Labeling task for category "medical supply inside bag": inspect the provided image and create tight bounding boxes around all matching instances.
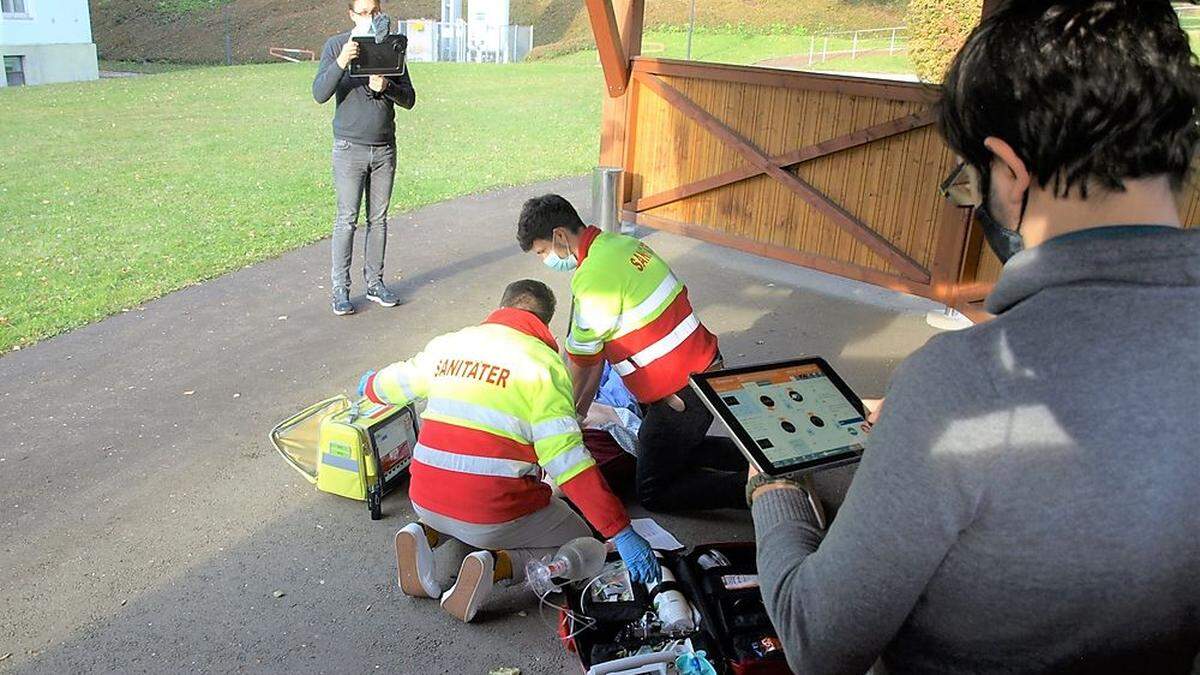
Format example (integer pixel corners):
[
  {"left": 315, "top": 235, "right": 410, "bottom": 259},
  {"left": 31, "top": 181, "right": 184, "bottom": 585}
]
[
  {"left": 556, "top": 543, "right": 793, "bottom": 674},
  {"left": 269, "top": 395, "right": 419, "bottom": 520}
]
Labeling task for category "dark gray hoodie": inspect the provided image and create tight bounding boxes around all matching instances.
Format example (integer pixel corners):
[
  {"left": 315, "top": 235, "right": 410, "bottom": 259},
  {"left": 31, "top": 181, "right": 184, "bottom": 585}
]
[{"left": 753, "top": 226, "right": 1200, "bottom": 674}]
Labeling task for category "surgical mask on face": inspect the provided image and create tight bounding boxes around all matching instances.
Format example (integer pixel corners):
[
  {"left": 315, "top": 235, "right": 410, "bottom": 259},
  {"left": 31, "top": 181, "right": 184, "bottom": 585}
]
[
  {"left": 543, "top": 250, "right": 578, "bottom": 272},
  {"left": 542, "top": 233, "right": 578, "bottom": 272}
]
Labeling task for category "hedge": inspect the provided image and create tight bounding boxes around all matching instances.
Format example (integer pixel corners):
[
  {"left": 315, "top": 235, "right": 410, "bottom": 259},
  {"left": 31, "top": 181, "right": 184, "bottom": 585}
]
[{"left": 906, "top": 0, "right": 983, "bottom": 83}]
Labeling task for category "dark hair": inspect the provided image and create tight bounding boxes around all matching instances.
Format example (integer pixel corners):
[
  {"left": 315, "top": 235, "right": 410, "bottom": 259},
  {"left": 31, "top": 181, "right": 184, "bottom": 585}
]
[
  {"left": 516, "top": 194, "right": 586, "bottom": 251},
  {"left": 500, "top": 279, "right": 557, "bottom": 325},
  {"left": 938, "top": 0, "right": 1200, "bottom": 198}
]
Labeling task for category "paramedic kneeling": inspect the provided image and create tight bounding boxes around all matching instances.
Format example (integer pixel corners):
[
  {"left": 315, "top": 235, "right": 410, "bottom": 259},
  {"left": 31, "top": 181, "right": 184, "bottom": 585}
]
[
  {"left": 358, "top": 280, "right": 659, "bottom": 623},
  {"left": 517, "top": 195, "right": 748, "bottom": 512},
  {"left": 750, "top": 3, "right": 1200, "bottom": 673}
]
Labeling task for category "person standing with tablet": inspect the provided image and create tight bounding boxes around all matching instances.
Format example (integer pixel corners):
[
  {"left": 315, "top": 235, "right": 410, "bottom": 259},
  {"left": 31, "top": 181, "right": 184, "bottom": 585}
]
[
  {"left": 517, "top": 195, "right": 747, "bottom": 512},
  {"left": 313, "top": 0, "right": 415, "bottom": 316},
  {"left": 750, "top": 2, "right": 1200, "bottom": 673}
]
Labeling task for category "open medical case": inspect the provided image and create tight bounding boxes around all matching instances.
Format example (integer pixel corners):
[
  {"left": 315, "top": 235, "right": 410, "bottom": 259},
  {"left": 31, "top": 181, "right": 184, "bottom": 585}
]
[{"left": 558, "top": 542, "right": 793, "bottom": 675}]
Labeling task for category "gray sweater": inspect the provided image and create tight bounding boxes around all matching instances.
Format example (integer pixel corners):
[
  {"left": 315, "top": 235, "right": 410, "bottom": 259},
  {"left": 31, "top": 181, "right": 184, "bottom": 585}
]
[
  {"left": 312, "top": 32, "right": 415, "bottom": 146},
  {"left": 753, "top": 226, "right": 1200, "bottom": 675}
]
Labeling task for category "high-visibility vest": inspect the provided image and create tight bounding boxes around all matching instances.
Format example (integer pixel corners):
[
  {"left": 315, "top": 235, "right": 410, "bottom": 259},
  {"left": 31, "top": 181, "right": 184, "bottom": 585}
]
[
  {"left": 566, "top": 227, "right": 719, "bottom": 403},
  {"left": 363, "top": 308, "right": 629, "bottom": 537}
]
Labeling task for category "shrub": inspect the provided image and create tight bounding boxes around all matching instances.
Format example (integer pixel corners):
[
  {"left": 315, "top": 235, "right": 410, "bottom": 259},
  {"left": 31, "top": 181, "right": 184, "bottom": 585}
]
[{"left": 906, "top": 0, "right": 982, "bottom": 83}]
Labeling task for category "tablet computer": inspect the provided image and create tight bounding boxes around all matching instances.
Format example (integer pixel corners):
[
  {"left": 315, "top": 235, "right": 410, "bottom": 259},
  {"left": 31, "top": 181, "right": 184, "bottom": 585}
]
[
  {"left": 690, "top": 358, "right": 869, "bottom": 477},
  {"left": 349, "top": 35, "right": 408, "bottom": 77}
]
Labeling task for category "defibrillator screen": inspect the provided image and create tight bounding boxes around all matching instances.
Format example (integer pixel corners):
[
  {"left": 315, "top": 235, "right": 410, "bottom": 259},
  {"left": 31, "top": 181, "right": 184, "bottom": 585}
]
[
  {"left": 369, "top": 409, "right": 416, "bottom": 483},
  {"left": 691, "top": 358, "right": 868, "bottom": 476}
]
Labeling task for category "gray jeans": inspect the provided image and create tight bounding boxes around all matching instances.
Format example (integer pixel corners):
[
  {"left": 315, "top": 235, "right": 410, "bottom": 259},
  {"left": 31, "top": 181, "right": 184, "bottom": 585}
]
[
  {"left": 331, "top": 139, "right": 396, "bottom": 291},
  {"left": 413, "top": 498, "right": 593, "bottom": 584}
]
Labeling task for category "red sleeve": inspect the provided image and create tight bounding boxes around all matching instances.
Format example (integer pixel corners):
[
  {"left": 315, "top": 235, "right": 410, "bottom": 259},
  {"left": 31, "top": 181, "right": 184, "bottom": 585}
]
[
  {"left": 559, "top": 465, "right": 630, "bottom": 538},
  {"left": 363, "top": 373, "right": 386, "bottom": 405}
]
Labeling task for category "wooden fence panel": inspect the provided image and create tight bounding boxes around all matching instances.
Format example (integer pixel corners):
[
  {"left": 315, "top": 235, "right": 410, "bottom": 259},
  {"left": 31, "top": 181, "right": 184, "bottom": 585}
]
[{"left": 613, "top": 57, "right": 1198, "bottom": 318}]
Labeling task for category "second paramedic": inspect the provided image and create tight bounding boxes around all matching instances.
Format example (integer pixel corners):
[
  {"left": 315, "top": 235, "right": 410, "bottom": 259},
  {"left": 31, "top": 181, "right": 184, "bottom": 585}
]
[
  {"left": 517, "top": 195, "right": 748, "bottom": 512},
  {"left": 358, "top": 279, "right": 659, "bottom": 623}
]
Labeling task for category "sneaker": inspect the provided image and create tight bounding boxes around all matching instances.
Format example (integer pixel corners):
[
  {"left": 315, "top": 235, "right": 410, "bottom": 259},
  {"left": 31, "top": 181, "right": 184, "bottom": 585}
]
[
  {"left": 395, "top": 523, "right": 442, "bottom": 599},
  {"left": 440, "top": 551, "right": 494, "bottom": 623},
  {"left": 331, "top": 288, "right": 355, "bottom": 316},
  {"left": 365, "top": 284, "right": 401, "bottom": 307}
]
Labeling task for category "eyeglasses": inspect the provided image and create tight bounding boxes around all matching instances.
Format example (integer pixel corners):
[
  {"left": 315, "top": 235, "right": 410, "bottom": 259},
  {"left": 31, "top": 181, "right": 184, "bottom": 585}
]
[
  {"left": 350, "top": 7, "right": 381, "bottom": 17},
  {"left": 940, "top": 161, "right": 984, "bottom": 208}
]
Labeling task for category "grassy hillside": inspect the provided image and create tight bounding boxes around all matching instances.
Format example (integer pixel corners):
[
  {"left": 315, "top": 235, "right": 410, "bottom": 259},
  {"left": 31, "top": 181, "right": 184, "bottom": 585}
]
[{"left": 89, "top": 0, "right": 904, "bottom": 64}]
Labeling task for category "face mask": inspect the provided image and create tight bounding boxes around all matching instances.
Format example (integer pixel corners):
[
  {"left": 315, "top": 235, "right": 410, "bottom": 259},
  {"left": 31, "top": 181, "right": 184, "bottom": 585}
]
[
  {"left": 543, "top": 250, "right": 578, "bottom": 272},
  {"left": 975, "top": 167, "right": 1027, "bottom": 264},
  {"left": 542, "top": 232, "right": 578, "bottom": 272}
]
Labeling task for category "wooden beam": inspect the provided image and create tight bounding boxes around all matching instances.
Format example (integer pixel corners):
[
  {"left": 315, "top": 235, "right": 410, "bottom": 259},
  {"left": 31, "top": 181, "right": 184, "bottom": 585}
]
[
  {"left": 628, "top": 211, "right": 934, "bottom": 298},
  {"left": 632, "top": 57, "right": 939, "bottom": 103},
  {"left": 928, "top": 203, "right": 974, "bottom": 304},
  {"left": 599, "top": 0, "right": 644, "bottom": 166},
  {"left": 585, "top": 0, "right": 630, "bottom": 97},
  {"left": 630, "top": 110, "right": 936, "bottom": 212},
  {"left": 635, "top": 71, "right": 932, "bottom": 284}
]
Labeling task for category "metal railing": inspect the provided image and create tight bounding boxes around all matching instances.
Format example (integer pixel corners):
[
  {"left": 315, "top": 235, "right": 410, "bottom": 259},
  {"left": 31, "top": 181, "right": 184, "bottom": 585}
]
[
  {"left": 804, "top": 26, "right": 907, "bottom": 65},
  {"left": 396, "top": 20, "right": 533, "bottom": 63}
]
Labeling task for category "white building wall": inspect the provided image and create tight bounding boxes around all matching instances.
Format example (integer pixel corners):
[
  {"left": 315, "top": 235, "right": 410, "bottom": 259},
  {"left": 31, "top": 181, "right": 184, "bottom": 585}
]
[
  {"left": 1, "top": 0, "right": 98, "bottom": 86},
  {"left": 1, "top": 0, "right": 94, "bottom": 46}
]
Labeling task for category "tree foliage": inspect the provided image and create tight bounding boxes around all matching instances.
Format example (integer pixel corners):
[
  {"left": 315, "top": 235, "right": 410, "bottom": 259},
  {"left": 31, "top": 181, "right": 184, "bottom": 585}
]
[{"left": 906, "top": 0, "right": 982, "bottom": 83}]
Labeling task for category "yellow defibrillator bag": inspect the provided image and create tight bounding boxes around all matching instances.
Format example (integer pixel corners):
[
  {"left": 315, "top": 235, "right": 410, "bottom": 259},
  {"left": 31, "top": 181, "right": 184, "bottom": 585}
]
[{"left": 269, "top": 395, "right": 419, "bottom": 519}]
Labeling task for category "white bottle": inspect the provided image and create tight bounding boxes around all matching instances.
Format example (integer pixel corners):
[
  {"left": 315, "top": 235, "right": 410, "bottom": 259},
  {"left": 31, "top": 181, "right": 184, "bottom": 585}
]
[
  {"left": 647, "top": 561, "right": 695, "bottom": 632},
  {"left": 525, "top": 537, "right": 608, "bottom": 595}
]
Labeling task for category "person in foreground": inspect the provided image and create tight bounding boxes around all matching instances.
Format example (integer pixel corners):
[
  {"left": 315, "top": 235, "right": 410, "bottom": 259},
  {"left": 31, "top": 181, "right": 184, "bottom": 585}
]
[
  {"left": 749, "top": 1, "right": 1200, "bottom": 673},
  {"left": 312, "top": 0, "right": 415, "bottom": 316},
  {"left": 517, "top": 195, "right": 748, "bottom": 512},
  {"left": 358, "top": 280, "right": 659, "bottom": 622}
]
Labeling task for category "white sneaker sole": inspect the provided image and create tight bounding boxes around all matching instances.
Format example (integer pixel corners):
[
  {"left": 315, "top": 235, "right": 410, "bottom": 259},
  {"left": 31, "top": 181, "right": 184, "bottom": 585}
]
[
  {"left": 395, "top": 526, "right": 440, "bottom": 599},
  {"left": 366, "top": 294, "right": 399, "bottom": 307},
  {"left": 332, "top": 305, "right": 355, "bottom": 316},
  {"left": 440, "top": 552, "right": 493, "bottom": 623}
]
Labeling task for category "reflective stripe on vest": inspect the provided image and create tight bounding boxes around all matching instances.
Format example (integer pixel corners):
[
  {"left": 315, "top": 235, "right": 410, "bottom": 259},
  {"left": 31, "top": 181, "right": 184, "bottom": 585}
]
[
  {"left": 424, "top": 397, "right": 532, "bottom": 441},
  {"left": 611, "top": 313, "right": 701, "bottom": 377},
  {"left": 531, "top": 416, "right": 580, "bottom": 442},
  {"left": 612, "top": 273, "right": 681, "bottom": 338},
  {"left": 414, "top": 443, "right": 540, "bottom": 479},
  {"left": 541, "top": 443, "right": 592, "bottom": 481}
]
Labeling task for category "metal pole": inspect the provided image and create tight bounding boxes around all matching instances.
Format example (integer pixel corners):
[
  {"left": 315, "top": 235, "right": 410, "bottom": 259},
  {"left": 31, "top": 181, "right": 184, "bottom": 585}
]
[
  {"left": 223, "top": 4, "right": 233, "bottom": 66},
  {"left": 851, "top": 31, "right": 858, "bottom": 60},
  {"left": 686, "top": 0, "right": 696, "bottom": 60},
  {"left": 890, "top": 27, "right": 897, "bottom": 55}
]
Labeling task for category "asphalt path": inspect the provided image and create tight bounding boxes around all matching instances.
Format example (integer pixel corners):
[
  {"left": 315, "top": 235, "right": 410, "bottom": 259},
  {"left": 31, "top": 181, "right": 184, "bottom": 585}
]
[{"left": 0, "top": 176, "right": 942, "bottom": 674}]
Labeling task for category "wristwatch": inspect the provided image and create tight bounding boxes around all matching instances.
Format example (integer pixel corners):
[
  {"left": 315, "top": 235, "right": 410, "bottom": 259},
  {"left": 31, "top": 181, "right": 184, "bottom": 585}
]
[{"left": 745, "top": 473, "right": 803, "bottom": 507}]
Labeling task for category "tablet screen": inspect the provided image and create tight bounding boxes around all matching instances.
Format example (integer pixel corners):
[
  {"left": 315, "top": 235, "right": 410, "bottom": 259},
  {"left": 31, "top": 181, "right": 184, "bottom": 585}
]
[{"left": 694, "top": 359, "right": 867, "bottom": 474}]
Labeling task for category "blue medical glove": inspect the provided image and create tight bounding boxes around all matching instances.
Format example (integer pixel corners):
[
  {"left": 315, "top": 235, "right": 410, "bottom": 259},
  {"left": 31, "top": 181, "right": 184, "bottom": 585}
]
[
  {"left": 357, "top": 370, "right": 376, "bottom": 397},
  {"left": 613, "top": 526, "right": 661, "bottom": 584}
]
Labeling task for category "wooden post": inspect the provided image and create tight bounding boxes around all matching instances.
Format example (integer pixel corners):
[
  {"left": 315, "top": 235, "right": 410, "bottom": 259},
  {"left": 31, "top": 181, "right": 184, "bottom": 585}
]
[
  {"left": 585, "top": 0, "right": 631, "bottom": 97},
  {"left": 595, "top": 0, "right": 643, "bottom": 169}
]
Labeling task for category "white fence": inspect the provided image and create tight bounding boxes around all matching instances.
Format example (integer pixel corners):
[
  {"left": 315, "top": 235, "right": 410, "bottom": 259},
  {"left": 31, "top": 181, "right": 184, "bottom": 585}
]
[{"left": 803, "top": 26, "right": 907, "bottom": 65}]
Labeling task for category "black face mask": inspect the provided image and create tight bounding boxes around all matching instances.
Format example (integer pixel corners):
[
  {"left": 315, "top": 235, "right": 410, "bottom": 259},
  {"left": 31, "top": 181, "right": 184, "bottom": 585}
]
[{"left": 975, "top": 167, "right": 1027, "bottom": 263}]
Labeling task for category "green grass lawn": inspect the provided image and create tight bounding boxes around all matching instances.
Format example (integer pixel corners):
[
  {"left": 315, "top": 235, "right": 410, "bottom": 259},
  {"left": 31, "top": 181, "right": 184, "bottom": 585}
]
[
  {"left": 0, "top": 61, "right": 602, "bottom": 351},
  {"left": 98, "top": 59, "right": 209, "bottom": 74},
  {"left": 547, "top": 29, "right": 913, "bottom": 74}
]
